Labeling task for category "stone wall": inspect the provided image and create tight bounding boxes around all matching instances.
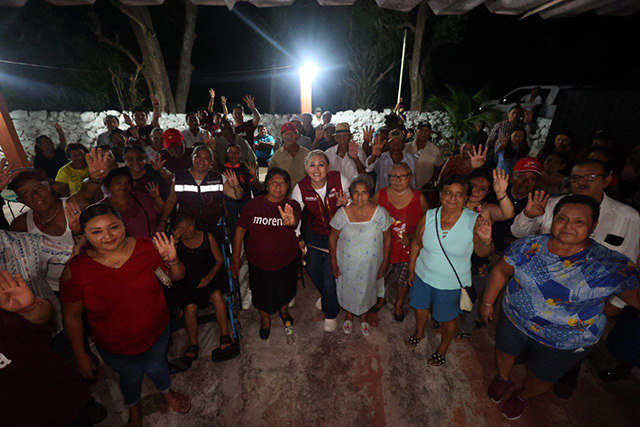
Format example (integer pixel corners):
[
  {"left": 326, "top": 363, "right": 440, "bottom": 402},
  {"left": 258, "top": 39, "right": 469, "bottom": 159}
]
[{"left": 6, "top": 109, "right": 550, "bottom": 158}]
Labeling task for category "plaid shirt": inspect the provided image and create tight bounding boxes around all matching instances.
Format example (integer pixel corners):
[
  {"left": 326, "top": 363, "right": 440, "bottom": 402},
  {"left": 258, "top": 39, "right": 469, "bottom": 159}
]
[
  {"left": 0, "top": 231, "right": 72, "bottom": 335},
  {"left": 487, "top": 119, "right": 537, "bottom": 148}
]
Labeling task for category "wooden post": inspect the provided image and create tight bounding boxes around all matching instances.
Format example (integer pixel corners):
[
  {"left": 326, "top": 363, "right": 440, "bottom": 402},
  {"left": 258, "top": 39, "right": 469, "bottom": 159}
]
[{"left": 0, "top": 92, "right": 29, "bottom": 168}]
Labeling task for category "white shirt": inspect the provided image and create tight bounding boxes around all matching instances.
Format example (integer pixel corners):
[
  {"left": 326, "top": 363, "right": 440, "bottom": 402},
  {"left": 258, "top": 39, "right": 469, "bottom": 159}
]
[
  {"left": 181, "top": 128, "right": 205, "bottom": 148},
  {"left": 511, "top": 193, "right": 640, "bottom": 261},
  {"left": 325, "top": 144, "right": 367, "bottom": 183},
  {"left": 366, "top": 152, "right": 416, "bottom": 191},
  {"left": 404, "top": 140, "right": 445, "bottom": 190}
]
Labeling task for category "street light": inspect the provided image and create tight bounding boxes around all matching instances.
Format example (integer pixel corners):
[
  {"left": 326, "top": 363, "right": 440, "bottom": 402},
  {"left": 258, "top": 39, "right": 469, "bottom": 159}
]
[{"left": 299, "top": 61, "right": 317, "bottom": 114}]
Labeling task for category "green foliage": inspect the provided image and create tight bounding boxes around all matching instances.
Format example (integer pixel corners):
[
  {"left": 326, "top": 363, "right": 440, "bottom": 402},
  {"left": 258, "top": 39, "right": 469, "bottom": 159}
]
[
  {"left": 433, "top": 15, "right": 468, "bottom": 47},
  {"left": 428, "top": 85, "right": 500, "bottom": 154}
]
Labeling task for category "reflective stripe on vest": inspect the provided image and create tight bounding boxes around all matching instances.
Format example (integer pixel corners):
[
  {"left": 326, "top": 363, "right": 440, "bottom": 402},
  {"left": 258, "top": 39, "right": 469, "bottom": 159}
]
[{"left": 175, "top": 184, "right": 224, "bottom": 193}]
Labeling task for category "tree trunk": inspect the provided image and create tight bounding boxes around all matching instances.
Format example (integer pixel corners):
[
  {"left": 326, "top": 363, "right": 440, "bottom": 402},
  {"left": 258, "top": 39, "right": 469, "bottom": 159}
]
[
  {"left": 174, "top": 1, "right": 198, "bottom": 113},
  {"left": 409, "top": 1, "right": 430, "bottom": 111},
  {"left": 123, "top": 5, "right": 176, "bottom": 112}
]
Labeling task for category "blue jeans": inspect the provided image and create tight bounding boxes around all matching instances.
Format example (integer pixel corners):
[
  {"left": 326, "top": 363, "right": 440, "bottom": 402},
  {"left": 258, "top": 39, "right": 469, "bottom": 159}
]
[
  {"left": 225, "top": 197, "right": 250, "bottom": 238},
  {"left": 96, "top": 324, "right": 171, "bottom": 407},
  {"left": 305, "top": 229, "right": 339, "bottom": 319}
]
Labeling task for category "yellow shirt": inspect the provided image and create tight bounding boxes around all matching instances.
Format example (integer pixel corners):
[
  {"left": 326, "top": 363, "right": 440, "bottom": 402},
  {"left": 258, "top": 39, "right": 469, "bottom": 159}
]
[{"left": 55, "top": 163, "right": 89, "bottom": 195}]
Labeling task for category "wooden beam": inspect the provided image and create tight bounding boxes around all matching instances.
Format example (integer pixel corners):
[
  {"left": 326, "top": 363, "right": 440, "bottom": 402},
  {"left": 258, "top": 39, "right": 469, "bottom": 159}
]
[{"left": 0, "top": 92, "right": 30, "bottom": 168}]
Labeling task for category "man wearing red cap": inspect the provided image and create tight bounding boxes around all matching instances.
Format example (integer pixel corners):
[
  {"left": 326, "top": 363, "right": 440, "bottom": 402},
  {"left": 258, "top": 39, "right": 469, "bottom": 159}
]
[
  {"left": 160, "top": 128, "right": 193, "bottom": 175},
  {"left": 491, "top": 157, "right": 543, "bottom": 254},
  {"left": 268, "top": 122, "right": 310, "bottom": 188}
]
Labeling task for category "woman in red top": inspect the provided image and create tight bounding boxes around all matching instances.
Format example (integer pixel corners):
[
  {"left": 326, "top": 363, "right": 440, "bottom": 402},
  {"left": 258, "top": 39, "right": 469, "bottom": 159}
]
[
  {"left": 375, "top": 163, "right": 428, "bottom": 323},
  {"left": 231, "top": 168, "right": 301, "bottom": 340},
  {"left": 60, "top": 203, "right": 190, "bottom": 426}
]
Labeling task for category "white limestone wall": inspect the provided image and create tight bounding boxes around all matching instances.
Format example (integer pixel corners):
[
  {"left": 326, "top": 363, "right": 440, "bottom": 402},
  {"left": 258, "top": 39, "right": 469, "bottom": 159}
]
[{"left": 7, "top": 109, "right": 550, "bottom": 157}]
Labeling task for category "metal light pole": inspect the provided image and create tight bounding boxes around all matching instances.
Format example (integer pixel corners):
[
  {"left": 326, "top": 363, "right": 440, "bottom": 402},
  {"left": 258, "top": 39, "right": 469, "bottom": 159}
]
[{"left": 396, "top": 29, "right": 408, "bottom": 107}]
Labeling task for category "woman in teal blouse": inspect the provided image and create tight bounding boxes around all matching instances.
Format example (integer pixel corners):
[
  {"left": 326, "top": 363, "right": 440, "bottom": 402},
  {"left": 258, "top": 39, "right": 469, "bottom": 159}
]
[{"left": 407, "top": 174, "right": 494, "bottom": 366}]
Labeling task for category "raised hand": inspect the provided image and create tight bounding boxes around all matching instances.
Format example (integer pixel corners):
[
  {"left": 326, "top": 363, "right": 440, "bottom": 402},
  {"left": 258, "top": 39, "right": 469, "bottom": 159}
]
[
  {"left": 243, "top": 95, "right": 256, "bottom": 110},
  {"left": 223, "top": 170, "right": 240, "bottom": 188},
  {"left": 86, "top": 148, "right": 110, "bottom": 182},
  {"left": 152, "top": 232, "right": 178, "bottom": 263},
  {"left": 53, "top": 122, "right": 63, "bottom": 133},
  {"left": 362, "top": 125, "right": 374, "bottom": 143},
  {"left": 524, "top": 110, "right": 534, "bottom": 123},
  {"left": 209, "top": 88, "right": 215, "bottom": 98},
  {"left": 145, "top": 181, "right": 160, "bottom": 199},
  {"left": 497, "top": 135, "right": 509, "bottom": 150},
  {"left": 492, "top": 168, "right": 509, "bottom": 198},
  {"left": 336, "top": 190, "right": 349, "bottom": 207},
  {"left": 202, "top": 130, "right": 216, "bottom": 150},
  {"left": 0, "top": 271, "right": 35, "bottom": 313},
  {"left": 348, "top": 139, "right": 359, "bottom": 159},
  {"left": 247, "top": 162, "right": 258, "bottom": 178},
  {"left": 278, "top": 203, "right": 296, "bottom": 227},
  {"left": 221, "top": 96, "right": 227, "bottom": 106},
  {"left": 0, "top": 158, "right": 13, "bottom": 192},
  {"left": 371, "top": 137, "right": 386, "bottom": 158},
  {"left": 315, "top": 126, "right": 323, "bottom": 142},
  {"left": 475, "top": 216, "right": 493, "bottom": 243},
  {"left": 151, "top": 153, "right": 167, "bottom": 171},
  {"left": 150, "top": 93, "right": 160, "bottom": 108},
  {"left": 468, "top": 144, "right": 488, "bottom": 169},
  {"left": 123, "top": 113, "right": 134, "bottom": 127},
  {"left": 523, "top": 190, "right": 550, "bottom": 219},
  {"left": 64, "top": 200, "right": 82, "bottom": 235}
]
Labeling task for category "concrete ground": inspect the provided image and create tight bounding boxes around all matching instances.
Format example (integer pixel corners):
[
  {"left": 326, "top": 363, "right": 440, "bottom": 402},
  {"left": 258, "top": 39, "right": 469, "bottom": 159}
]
[{"left": 90, "top": 273, "right": 639, "bottom": 427}]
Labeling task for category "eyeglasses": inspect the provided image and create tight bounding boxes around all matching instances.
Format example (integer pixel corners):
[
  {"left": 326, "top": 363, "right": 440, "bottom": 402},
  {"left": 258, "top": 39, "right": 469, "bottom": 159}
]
[
  {"left": 389, "top": 174, "right": 411, "bottom": 181},
  {"left": 568, "top": 174, "right": 607, "bottom": 183}
]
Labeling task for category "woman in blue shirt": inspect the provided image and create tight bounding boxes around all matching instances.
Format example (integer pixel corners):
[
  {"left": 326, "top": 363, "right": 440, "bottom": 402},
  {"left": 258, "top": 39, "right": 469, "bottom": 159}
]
[
  {"left": 480, "top": 195, "right": 640, "bottom": 420},
  {"left": 406, "top": 175, "right": 494, "bottom": 366}
]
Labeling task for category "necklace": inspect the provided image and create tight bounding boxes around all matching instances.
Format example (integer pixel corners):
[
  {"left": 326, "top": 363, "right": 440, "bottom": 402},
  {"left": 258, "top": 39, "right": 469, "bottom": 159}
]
[
  {"left": 95, "top": 239, "right": 130, "bottom": 269},
  {"left": 35, "top": 203, "right": 61, "bottom": 225}
]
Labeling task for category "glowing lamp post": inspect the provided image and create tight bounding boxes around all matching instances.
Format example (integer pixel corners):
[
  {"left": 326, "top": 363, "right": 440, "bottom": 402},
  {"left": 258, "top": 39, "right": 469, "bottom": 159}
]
[{"left": 299, "top": 62, "right": 317, "bottom": 114}]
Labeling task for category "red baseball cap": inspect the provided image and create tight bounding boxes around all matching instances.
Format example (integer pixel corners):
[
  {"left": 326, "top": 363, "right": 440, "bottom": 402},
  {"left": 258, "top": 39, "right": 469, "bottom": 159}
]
[
  {"left": 280, "top": 122, "right": 297, "bottom": 134},
  {"left": 163, "top": 128, "right": 184, "bottom": 148},
  {"left": 513, "top": 157, "right": 543, "bottom": 175}
]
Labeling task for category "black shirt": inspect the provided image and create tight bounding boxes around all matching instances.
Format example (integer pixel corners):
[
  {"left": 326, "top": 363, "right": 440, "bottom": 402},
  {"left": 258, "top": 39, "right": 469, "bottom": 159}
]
[
  {"left": 33, "top": 148, "right": 68, "bottom": 179},
  {"left": 492, "top": 186, "right": 529, "bottom": 254}
]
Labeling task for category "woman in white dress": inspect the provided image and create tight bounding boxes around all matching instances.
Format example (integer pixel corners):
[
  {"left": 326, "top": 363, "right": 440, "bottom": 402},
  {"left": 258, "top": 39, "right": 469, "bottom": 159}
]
[{"left": 329, "top": 174, "right": 392, "bottom": 336}]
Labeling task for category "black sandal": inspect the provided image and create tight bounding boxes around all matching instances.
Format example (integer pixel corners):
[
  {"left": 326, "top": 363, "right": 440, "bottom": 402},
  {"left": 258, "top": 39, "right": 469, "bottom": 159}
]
[
  {"left": 406, "top": 335, "right": 421, "bottom": 348},
  {"left": 212, "top": 335, "right": 240, "bottom": 363},
  {"left": 183, "top": 344, "right": 199, "bottom": 362},
  {"left": 428, "top": 352, "right": 446, "bottom": 367},
  {"left": 369, "top": 300, "right": 386, "bottom": 313},
  {"left": 394, "top": 311, "right": 405, "bottom": 323}
]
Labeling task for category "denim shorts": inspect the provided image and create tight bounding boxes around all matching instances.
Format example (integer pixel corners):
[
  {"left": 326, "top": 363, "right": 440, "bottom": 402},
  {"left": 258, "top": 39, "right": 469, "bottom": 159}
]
[
  {"left": 495, "top": 314, "right": 594, "bottom": 383},
  {"left": 409, "top": 274, "right": 460, "bottom": 322}
]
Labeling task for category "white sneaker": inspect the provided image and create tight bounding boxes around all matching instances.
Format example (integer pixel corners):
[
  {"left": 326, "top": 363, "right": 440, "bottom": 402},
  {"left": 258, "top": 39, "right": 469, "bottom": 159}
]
[
  {"left": 324, "top": 318, "right": 338, "bottom": 332},
  {"left": 343, "top": 320, "right": 353, "bottom": 334},
  {"left": 315, "top": 297, "right": 322, "bottom": 311},
  {"left": 361, "top": 322, "right": 371, "bottom": 336},
  {"left": 288, "top": 297, "right": 296, "bottom": 308}
]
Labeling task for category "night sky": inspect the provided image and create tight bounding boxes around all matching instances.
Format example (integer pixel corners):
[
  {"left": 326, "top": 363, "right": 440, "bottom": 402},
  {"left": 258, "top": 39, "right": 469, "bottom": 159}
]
[{"left": 0, "top": 0, "right": 638, "bottom": 113}]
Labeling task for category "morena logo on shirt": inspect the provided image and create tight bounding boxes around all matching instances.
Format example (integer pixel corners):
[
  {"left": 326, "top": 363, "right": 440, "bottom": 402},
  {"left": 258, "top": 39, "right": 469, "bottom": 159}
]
[{"left": 253, "top": 217, "right": 284, "bottom": 227}]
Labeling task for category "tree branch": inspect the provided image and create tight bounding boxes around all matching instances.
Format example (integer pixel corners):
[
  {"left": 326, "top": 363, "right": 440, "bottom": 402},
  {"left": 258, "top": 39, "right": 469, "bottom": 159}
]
[
  {"left": 110, "top": 0, "right": 154, "bottom": 37},
  {"left": 88, "top": 13, "right": 143, "bottom": 70}
]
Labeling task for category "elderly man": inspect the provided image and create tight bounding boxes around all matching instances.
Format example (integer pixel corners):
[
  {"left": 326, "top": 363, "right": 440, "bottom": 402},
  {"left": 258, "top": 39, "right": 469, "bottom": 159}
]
[
  {"left": 511, "top": 158, "right": 640, "bottom": 399},
  {"left": 404, "top": 122, "right": 445, "bottom": 191},
  {"left": 214, "top": 119, "right": 257, "bottom": 167},
  {"left": 269, "top": 122, "right": 310, "bottom": 188},
  {"left": 492, "top": 157, "right": 543, "bottom": 254},
  {"left": 287, "top": 115, "right": 313, "bottom": 150},
  {"left": 145, "top": 127, "right": 165, "bottom": 159},
  {"left": 97, "top": 115, "right": 120, "bottom": 147},
  {"left": 317, "top": 124, "right": 337, "bottom": 151},
  {"left": 366, "top": 129, "right": 416, "bottom": 191},
  {"left": 325, "top": 123, "right": 367, "bottom": 182},
  {"left": 160, "top": 128, "right": 194, "bottom": 174},
  {"left": 6, "top": 150, "right": 110, "bottom": 293}
]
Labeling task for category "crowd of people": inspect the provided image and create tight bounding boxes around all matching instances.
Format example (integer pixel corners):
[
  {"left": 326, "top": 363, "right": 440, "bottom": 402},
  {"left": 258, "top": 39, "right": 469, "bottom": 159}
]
[{"left": 1, "top": 93, "right": 640, "bottom": 425}]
